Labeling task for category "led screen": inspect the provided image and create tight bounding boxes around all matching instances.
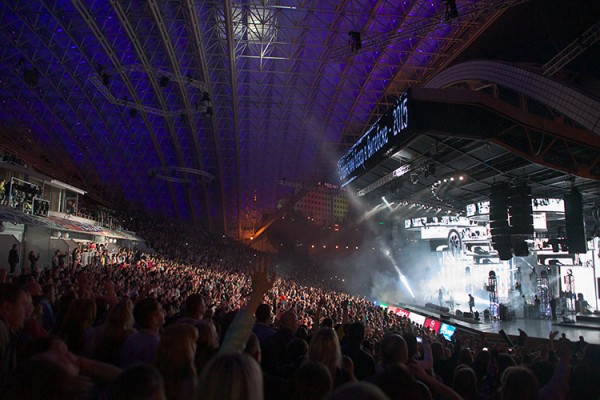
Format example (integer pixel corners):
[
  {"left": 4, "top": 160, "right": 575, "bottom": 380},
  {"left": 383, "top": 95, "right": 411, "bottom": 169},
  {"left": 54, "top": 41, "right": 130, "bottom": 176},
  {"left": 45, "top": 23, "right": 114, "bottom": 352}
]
[
  {"left": 440, "top": 323, "right": 456, "bottom": 341},
  {"left": 409, "top": 313, "right": 426, "bottom": 326},
  {"left": 424, "top": 317, "right": 441, "bottom": 333}
]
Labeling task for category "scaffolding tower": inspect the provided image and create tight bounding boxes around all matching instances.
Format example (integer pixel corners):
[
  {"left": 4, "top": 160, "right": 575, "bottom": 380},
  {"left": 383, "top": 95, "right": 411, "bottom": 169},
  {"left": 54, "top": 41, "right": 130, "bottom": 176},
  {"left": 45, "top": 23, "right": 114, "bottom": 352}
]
[
  {"left": 537, "top": 269, "right": 550, "bottom": 318},
  {"left": 488, "top": 270, "right": 499, "bottom": 319},
  {"left": 563, "top": 269, "right": 576, "bottom": 313}
]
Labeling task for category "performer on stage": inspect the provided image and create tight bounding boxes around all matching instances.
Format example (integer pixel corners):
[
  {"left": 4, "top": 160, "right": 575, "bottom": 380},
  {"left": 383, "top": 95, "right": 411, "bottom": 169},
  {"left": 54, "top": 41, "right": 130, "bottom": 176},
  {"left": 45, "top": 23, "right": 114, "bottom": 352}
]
[
  {"left": 468, "top": 294, "right": 475, "bottom": 313},
  {"left": 549, "top": 296, "right": 557, "bottom": 320}
]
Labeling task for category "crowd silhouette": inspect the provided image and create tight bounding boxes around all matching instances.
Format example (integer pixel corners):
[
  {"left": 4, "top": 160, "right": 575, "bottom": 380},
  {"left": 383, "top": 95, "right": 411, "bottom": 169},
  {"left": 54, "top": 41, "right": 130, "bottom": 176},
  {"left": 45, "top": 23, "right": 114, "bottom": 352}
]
[{"left": 0, "top": 213, "right": 598, "bottom": 400}]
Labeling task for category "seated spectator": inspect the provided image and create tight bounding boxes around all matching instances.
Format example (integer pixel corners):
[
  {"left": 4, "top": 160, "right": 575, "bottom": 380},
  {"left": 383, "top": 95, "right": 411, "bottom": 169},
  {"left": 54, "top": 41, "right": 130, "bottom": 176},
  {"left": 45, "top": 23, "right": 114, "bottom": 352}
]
[
  {"left": 19, "top": 287, "right": 48, "bottom": 346},
  {"left": 197, "top": 353, "right": 263, "bottom": 400},
  {"left": 252, "top": 303, "right": 276, "bottom": 344},
  {"left": 20, "top": 335, "right": 121, "bottom": 387},
  {"left": 156, "top": 323, "right": 198, "bottom": 400},
  {"left": 329, "top": 381, "right": 390, "bottom": 400},
  {"left": 293, "top": 361, "right": 332, "bottom": 400},
  {"left": 452, "top": 365, "right": 477, "bottom": 400},
  {"left": 308, "top": 328, "right": 351, "bottom": 388},
  {"left": 0, "top": 283, "right": 29, "bottom": 388},
  {"left": 499, "top": 366, "right": 539, "bottom": 400},
  {"left": 193, "top": 319, "right": 220, "bottom": 373},
  {"left": 341, "top": 355, "right": 357, "bottom": 382},
  {"left": 244, "top": 332, "right": 261, "bottom": 364},
  {"left": 94, "top": 299, "right": 136, "bottom": 366},
  {"left": 378, "top": 333, "right": 408, "bottom": 371},
  {"left": 260, "top": 310, "right": 297, "bottom": 373},
  {"left": 342, "top": 322, "right": 375, "bottom": 380},
  {"left": 120, "top": 297, "right": 165, "bottom": 367},
  {"left": 367, "top": 363, "right": 429, "bottom": 400},
  {"left": 110, "top": 363, "right": 165, "bottom": 400},
  {"left": 178, "top": 293, "right": 206, "bottom": 324},
  {"left": 2, "top": 355, "right": 90, "bottom": 400},
  {"left": 57, "top": 298, "right": 97, "bottom": 356},
  {"left": 569, "top": 343, "right": 600, "bottom": 400}
]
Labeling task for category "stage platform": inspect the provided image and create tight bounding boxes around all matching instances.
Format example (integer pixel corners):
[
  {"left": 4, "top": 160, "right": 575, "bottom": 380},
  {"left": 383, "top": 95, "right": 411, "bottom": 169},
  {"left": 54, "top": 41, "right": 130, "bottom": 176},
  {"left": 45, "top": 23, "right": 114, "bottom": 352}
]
[{"left": 400, "top": 304, "right": 600, "bottom": 345}]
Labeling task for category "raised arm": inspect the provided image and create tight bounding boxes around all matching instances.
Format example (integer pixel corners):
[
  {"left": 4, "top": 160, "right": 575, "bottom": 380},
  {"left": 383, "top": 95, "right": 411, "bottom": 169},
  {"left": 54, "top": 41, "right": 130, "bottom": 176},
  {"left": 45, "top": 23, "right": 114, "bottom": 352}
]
[{"left": 219, "top": 254, "right": 275, "bottom": 354}]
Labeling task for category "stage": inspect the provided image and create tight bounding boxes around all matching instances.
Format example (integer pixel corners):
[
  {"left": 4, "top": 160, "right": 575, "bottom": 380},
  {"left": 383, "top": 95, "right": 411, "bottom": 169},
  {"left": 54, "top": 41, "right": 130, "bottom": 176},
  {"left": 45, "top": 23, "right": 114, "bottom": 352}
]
[
  {"left": 400, "top": 303, "right": 600, "bottom": 345},
  {"left": 454, "top": 316, "right": 600, "bottom": 345}
]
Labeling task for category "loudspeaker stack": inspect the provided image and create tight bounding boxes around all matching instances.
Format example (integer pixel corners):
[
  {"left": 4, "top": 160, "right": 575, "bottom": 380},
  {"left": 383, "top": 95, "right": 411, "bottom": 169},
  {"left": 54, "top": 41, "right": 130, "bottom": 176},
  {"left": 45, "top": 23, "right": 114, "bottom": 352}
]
[
  {"left": 564, "top": 188, "right": 586, "bottom": 254},
  {"left": 489, "top": 183, "right": 512, "bottom": 260}
]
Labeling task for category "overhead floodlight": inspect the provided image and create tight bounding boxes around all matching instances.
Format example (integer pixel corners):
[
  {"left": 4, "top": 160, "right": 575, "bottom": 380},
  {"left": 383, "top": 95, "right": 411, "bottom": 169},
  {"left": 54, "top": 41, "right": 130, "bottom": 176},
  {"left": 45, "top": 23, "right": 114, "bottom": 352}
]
[
  {"left": 410, "top": 173, "right": 419, "bottom": 184},
  {"left": 424, "top": 163, "right": 436, "bottom": 178}
]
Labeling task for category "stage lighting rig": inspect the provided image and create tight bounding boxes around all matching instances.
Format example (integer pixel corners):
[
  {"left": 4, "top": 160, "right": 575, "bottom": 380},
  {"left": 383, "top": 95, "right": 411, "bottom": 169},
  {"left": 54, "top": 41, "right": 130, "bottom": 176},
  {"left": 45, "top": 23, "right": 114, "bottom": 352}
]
[
  {"left": 423, "top": 163, "right": 437, "bottom": 178},
  {"left": 443, "top": 0, "right": 459, "bottom": 20},
  {"left": 410, "top": 172, "right": 419, "bottom": 185},
  {"left": 89, "top": 64, "right": 210, "bottom": 117},
  {"left": 348, "top": 31, "right": 362, "bottom": 54},
  {"left": 159, "top": 76, "right": 170, "bottom": 88}
]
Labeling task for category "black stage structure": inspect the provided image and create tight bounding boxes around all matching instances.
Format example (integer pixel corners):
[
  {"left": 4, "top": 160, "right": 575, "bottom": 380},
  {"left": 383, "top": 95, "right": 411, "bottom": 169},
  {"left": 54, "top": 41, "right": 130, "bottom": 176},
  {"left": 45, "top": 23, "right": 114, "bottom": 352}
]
[{"left": 338, "top": 79, "right": 600, "bottom": 343}]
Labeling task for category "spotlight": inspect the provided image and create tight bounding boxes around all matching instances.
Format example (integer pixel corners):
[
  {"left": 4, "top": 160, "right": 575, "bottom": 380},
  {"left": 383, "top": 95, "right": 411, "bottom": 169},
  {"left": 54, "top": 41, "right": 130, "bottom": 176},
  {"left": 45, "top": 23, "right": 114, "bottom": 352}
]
[
  {"left": 410, "top": 173, "right": 419, "bottom": 184},
  {"left": 348, "top": 31, "right": 362, "bottom": 54},
  {"left": 459, "top": 176, "right": 464, "bottom": 180},
  {"left": 392, "top": 181, "right": 403, "bottom": 193},
  {"left": 424, "top": 163, "right": 436, "bottom": 178}
]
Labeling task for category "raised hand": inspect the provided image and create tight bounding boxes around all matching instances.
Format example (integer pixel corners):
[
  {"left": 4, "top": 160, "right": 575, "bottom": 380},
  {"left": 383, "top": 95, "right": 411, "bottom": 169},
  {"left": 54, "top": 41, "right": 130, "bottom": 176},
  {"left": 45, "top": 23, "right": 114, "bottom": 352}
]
[{"left": 250, "top": 254, "right": 276, "bottom": 299}]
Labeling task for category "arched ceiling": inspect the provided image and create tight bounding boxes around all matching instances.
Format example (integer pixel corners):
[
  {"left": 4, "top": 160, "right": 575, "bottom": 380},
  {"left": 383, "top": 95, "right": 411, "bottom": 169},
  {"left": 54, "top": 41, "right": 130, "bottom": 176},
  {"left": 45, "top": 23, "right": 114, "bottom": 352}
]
[{"left": 0, "top": 0, "right": 598, "bottom": 234}]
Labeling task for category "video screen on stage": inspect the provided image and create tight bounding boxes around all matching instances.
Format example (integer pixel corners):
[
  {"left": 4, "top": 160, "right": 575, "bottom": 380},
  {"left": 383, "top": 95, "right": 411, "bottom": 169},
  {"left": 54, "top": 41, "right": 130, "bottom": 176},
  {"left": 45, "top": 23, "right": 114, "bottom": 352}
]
[
  {"left": 409, "top": 313, "right": 426, "bottom": 326},
  {"left": 394, "top": 307, "right": 411, "bottom": 318},
  {"left": 424, "top": 317, "right": 441, "bottom": 333},
  {"left": 440, "top": 323, "right": 456, "bottom": 341}
]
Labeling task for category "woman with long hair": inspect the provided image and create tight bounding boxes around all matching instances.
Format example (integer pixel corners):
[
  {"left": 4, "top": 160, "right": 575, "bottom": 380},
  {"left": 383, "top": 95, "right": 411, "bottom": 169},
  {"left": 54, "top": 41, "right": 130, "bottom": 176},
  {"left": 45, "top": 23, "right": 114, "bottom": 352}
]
[
  {"left": 57, "top": 298, "right": 97, "bottom": 356},
  {"left": 197, "top": 353, "right": 263, "bottom": 400},
  {"left": 308, "top": 328, "right": 351, "bottom": 388},
  {"left": 156, "top": 323, "right": 199, "bottom": 400},
  {"left": 94, "top": 299, "right": 135, "bottom": 365}
]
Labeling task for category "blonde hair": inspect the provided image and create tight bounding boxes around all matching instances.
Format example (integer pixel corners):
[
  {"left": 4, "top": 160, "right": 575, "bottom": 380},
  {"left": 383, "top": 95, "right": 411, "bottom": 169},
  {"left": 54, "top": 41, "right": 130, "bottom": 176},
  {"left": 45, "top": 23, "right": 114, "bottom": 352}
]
[
  {"left": 157, "top": 323, "right": 198, "bottom": 372},
  {"left": 95, "top": 299, "right": 135, "bottom": 364},
  {"left": 104, "top": 299, "right": 135, "bottom": 336},
  {"left": 308, "top": 328, "right": 342, "bottom": 379},
  {"left": 59, "top": 298, "right": 97, "bottom": 355},
  {"left": 198, "top": 353, "right": 263, "bottom": 400},
  {"left": 156, "top": 323, "right": 199, "bottom": 400}
]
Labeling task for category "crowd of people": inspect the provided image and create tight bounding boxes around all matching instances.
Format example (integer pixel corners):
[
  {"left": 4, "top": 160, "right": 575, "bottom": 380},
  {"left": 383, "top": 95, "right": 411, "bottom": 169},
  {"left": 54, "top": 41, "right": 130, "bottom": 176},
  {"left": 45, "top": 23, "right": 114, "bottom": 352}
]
[{"left": 0, "top": 213, "right": 599, "bottom": 400}]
